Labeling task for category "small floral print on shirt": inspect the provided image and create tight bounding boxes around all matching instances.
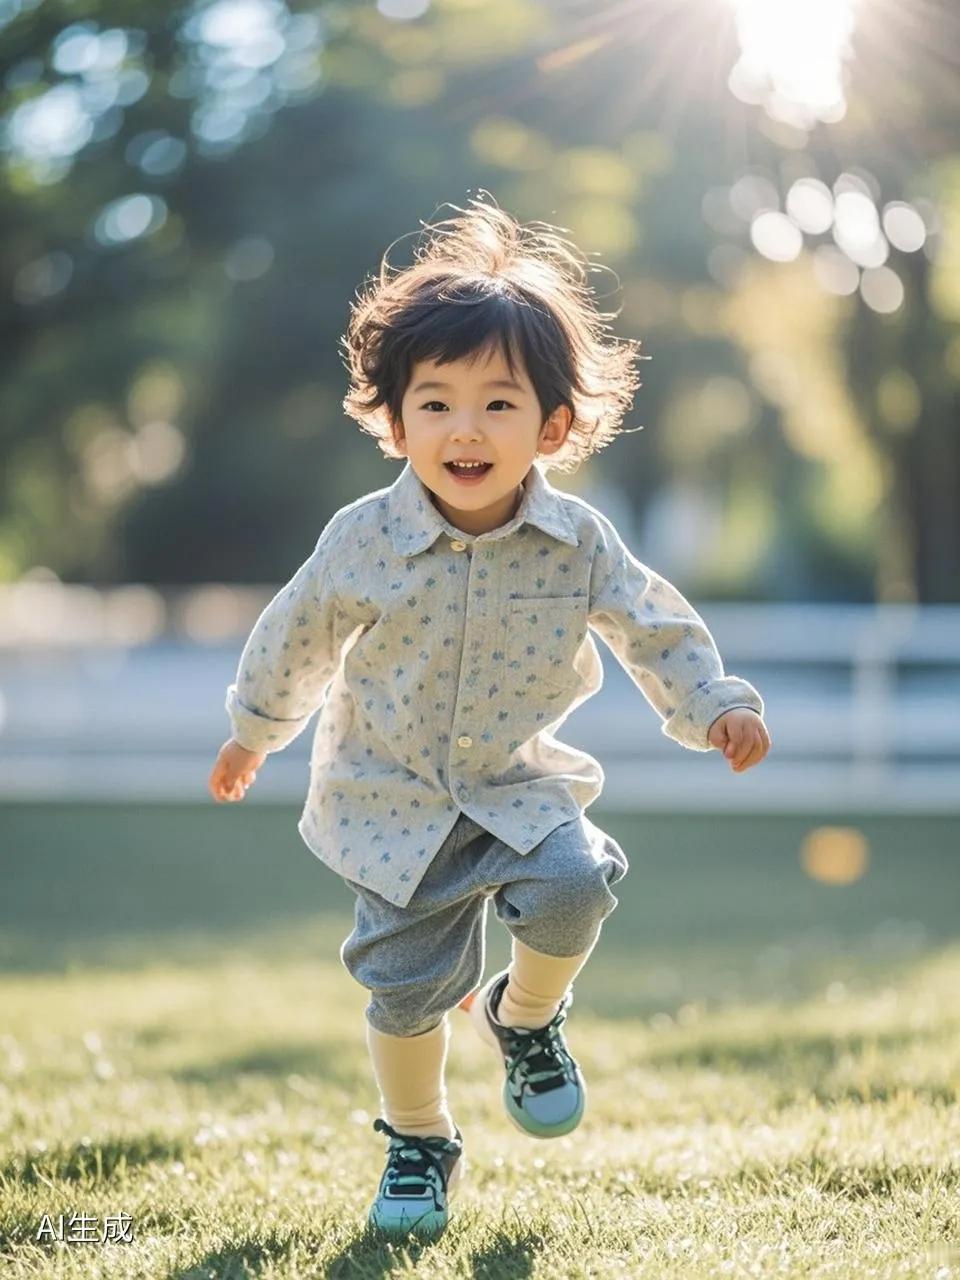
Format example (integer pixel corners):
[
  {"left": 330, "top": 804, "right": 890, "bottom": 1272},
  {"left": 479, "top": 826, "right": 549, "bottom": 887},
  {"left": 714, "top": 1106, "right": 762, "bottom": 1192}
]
[{"left": 225, "top": 461, "right": 763, "bottom": 907}]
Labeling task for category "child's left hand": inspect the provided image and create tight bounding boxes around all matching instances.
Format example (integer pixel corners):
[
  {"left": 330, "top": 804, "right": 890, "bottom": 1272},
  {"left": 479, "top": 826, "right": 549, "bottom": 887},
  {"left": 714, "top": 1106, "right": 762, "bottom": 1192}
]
[{"left": 707, "top": 708, "right": 771, "bottom": 773}]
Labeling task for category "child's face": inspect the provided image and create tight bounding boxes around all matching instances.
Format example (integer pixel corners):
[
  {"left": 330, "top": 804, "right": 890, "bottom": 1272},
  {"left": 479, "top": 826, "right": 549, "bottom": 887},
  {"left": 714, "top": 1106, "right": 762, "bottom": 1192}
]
[{"left": 394, "top": 344, "right": 571, "bottom": 536}]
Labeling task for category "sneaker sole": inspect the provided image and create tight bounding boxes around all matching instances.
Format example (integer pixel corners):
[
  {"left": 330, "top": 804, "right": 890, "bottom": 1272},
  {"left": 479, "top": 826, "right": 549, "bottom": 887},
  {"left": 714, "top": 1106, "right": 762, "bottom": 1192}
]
[{"left": 463, "top": 973, "right": 586, "bottom": 1139}]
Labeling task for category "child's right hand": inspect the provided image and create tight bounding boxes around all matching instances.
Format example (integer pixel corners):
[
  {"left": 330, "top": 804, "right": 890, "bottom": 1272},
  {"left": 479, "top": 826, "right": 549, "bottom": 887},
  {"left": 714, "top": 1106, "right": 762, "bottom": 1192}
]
[{"left": 208, "top": 738, "right": 266, "bottom": 803}]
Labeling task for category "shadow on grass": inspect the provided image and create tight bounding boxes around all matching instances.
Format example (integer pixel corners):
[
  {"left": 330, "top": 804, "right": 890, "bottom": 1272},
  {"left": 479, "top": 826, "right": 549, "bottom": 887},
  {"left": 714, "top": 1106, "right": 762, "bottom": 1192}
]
[
  {"left": 162, "top": 1224, "right": 527, "bottom": 1280},
  {"left": 2, "top": 1132, "right": 188, "bottom": 1185},
  {"left": 171, "top": 1040, "right": 359, "bottom": 1089},
  {"left": 637, "top": 1023, "right": 959, "bottom": 1105},
  {"left": 319, "top": 1221, "right": 542, "bottom": 1279},
  {"left": 806, "top": 1080, "right": 958, "bottom": 1106},
  {"left": 642, "top": 1025, "right": 931, "bottom": 1073},
  {"left": 467, "top": 1228, "right": 542, "bottom": 1278},
  {"left": 322, "top": 1227, "right": 440, "bottom": 1280},
  {"left": 167, "top": 1232, "right": 298, "bottom": 1280}
]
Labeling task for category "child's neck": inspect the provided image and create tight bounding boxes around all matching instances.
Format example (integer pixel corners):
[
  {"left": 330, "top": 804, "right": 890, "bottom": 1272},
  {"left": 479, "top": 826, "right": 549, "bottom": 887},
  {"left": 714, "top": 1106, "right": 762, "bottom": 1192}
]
[{"left": 429, "top": 477, "right": 526, "bottom": 537}]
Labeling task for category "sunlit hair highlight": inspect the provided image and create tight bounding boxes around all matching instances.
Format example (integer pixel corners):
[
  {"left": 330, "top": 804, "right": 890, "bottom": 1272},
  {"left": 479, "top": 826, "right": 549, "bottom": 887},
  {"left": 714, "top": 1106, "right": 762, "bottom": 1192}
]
[{"left": 340, "top": 196, "right": 646, "bottom": 474}]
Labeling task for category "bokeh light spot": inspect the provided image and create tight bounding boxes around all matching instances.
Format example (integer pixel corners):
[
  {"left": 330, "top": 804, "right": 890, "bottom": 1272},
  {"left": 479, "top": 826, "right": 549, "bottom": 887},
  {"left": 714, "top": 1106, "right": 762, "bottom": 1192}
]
[
  {"left": 750, "top": 210, "right": 803, "bottom": 262},
  {"left": 861, "top": 266, "right": 904, "bottom": 314},
  {"left": 801, "top": 826, "right": 870, "bottom": 885},
  {"left": 811, "top": 244, "right": 859, "bottom": 296},
  {"left": 786, "top": 178, "right": 833, "bottom": 235},
  {"left": 882, "top": 202, "right": 927, "bottom": 254},
  {"left": 377, "top": 0, "right": 430, "bottom": 19},
  {"left": 93, "top": 193, "right": 167, "bottom": 246}
]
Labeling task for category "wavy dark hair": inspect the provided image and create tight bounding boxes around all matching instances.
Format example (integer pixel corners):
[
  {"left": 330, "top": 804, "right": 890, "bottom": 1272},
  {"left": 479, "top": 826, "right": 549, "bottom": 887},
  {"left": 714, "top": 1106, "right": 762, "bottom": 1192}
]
[{"left": 340, "top": 196, "right": 646, "bottom": 474}]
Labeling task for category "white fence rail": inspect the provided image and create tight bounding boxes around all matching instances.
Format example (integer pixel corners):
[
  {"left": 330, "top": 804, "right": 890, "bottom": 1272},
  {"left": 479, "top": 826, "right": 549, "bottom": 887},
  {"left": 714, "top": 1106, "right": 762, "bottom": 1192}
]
[{"left": 1, "top": 585, "right": 958, "bottom": 812}]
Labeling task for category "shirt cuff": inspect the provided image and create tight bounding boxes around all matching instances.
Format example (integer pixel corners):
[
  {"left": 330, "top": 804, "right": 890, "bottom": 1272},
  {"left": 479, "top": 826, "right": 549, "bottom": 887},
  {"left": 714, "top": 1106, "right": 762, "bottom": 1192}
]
[
  {"left": 225, "top": 684, "right": 312, "bottom": 754},
  {"left": 660, "top": 677, "right": 764, "bottom": 752}
]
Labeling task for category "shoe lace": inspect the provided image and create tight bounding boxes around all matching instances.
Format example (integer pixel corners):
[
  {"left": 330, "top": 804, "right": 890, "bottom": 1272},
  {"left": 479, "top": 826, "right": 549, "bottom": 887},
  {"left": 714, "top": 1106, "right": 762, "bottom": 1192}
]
[
  {"left": 501, "top": 1004, "right": 576, "bottom": 1095},
  {"left": 373, "top": 1118, "right": 460, "bottom": 1199}
]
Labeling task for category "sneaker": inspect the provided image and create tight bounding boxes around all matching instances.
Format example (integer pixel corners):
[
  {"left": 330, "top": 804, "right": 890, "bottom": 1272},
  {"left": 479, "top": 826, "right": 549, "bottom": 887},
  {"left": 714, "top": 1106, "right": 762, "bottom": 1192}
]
[
  {"left": 367, "top": 1118, "right": 465, "bottom": 1238},
  {"left": 464, "top": 970, "right": 585, "bottom": 1138}
]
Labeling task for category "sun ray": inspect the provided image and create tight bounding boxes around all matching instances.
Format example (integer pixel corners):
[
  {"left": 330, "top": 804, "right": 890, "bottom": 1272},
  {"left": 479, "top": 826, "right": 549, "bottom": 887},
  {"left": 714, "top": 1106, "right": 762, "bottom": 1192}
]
[
  {"left": 630, "top": 4, "right": 721, "bottom": 111},
  {"left": 858, "top": 0, "right": 960, "bottom": 69},
  {"left": 549, "top": 2, "right": 692, "bottom": 140},
  {"left": 656, "top": 16, "right": 730, "bottom": 146},
  {"left": 444, "top": 0, "right": 955, "bottom": 184}
]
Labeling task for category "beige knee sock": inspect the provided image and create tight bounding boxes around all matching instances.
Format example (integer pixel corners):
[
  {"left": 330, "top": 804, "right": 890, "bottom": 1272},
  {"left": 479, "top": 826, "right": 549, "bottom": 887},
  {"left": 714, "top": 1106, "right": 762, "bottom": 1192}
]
[
  {"left": 365, "top": 1016, "right": 457, "bottom": 1140},
  {"left": 496, "top": 935, "right": 599, "bottom": 1029}
]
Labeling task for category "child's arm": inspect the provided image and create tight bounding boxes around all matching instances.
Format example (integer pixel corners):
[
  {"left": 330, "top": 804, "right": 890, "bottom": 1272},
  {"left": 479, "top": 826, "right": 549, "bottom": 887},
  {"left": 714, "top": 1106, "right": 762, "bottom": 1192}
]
[
  {"left": 208, "top": 530, "right": 353, "bottom": 802},
  {"left": 588, "top": 521, "right": 766, "bottom": 755}
]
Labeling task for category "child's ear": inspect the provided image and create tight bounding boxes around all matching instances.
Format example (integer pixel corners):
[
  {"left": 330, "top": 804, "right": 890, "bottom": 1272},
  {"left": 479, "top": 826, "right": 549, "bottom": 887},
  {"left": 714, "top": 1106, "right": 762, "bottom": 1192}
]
[{"left": 538, "top": 404, "right": 573, "bottom": 454}]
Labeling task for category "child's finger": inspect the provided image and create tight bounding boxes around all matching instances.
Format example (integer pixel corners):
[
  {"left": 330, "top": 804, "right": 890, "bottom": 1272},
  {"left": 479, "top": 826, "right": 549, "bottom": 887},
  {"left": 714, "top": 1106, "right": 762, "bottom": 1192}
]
[
  {"left": 727, "top": 730, "right": 750, "bottom": 768},
  {"left": 214, "top": 772, "right": 242, "bottom": 801},
  {"left": 209, "top": 770, "right": 229, "bottom": 801},
  {"left": 733, "top": 735, "right": 762, "bottom": 770}
]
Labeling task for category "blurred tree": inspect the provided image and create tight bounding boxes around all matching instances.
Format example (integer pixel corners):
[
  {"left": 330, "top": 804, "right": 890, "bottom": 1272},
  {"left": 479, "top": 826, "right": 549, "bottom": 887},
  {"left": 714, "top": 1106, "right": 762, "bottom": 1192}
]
[{"left": 1, "top": 0, "right": 957, "bottom": 601}]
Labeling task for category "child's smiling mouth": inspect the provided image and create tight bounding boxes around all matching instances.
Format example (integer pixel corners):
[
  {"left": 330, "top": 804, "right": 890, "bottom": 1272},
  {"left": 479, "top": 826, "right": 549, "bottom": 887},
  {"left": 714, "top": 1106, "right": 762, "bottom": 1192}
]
[{"left": 444, "top": 461, "right": 494, "bottom": 484}]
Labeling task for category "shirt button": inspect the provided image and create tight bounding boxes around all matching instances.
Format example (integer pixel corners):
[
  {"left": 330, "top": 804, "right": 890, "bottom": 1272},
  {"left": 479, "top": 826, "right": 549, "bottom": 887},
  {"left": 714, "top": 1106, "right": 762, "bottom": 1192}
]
[
  {"left": 450, "top": 539, "right": 467, "bottom": 551},
  {"left": 457, "top": 735, "right": 473, "bottom": 748}
]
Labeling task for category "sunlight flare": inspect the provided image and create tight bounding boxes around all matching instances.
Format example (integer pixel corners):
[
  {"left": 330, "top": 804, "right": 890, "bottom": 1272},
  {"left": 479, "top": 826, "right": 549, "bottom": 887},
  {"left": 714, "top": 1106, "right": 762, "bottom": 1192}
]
[{"left": 727, "top": 0, "right": 861, "bottom": 127}]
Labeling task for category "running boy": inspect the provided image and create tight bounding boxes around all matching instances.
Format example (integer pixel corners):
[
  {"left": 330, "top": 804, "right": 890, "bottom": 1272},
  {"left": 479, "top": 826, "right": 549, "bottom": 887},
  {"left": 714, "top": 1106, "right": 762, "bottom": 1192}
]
[{"left": 208, "top": 199, "right": 771, "bottom": 1239}]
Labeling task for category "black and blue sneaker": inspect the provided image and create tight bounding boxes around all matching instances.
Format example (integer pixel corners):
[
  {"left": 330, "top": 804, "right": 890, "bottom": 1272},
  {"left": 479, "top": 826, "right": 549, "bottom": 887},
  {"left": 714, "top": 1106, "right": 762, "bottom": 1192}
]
[
  {"left": 465, "top": 970, "right": 585, "bottom": 1138},
  {"left": 367, "top": 1118, "right": 464, "bottom": 1238}
]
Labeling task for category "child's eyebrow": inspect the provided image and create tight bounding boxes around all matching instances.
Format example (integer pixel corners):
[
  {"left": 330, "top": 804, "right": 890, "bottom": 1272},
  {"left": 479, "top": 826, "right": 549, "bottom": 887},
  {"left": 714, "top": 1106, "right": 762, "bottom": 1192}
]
[{"left": 411, "top": 378, "right": 525, "bottom": 394}]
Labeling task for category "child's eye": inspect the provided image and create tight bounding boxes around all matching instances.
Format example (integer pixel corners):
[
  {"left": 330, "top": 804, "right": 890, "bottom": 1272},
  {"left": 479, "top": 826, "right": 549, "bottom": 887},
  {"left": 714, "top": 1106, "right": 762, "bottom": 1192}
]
[{"left": 420, "top": 400, "right": 514, "bottom": 411}]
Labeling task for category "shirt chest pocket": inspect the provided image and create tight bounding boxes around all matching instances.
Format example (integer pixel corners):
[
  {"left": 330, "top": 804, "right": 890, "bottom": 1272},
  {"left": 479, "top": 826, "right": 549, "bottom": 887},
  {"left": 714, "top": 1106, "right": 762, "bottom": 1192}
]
[{"left": 504, "top": 596, "right": 588, "bottom": 698}]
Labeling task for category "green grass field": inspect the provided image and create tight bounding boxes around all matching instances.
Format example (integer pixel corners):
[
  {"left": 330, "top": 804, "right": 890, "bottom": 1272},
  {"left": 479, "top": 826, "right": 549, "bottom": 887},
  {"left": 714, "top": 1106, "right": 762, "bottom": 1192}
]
[{"left": 1, "top": 804, "right": 958, "bottom": 1278}]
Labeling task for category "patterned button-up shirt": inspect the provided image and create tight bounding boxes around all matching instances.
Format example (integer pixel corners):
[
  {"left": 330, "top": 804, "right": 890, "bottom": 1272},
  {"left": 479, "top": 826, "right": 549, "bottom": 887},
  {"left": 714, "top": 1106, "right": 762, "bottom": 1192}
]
[{"left": 225, "top": 460, "right": 764, "bottom": 907}]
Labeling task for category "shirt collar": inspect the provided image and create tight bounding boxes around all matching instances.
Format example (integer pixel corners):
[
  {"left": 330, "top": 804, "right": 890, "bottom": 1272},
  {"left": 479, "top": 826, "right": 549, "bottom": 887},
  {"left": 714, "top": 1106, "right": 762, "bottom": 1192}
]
[{"left": 387, "top": 460, "right": 580, "bottom": 556}]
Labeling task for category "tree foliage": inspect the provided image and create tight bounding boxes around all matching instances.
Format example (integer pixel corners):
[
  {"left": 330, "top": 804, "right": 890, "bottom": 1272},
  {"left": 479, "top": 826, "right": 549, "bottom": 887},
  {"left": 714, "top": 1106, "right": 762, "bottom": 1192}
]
[{"left": 1, "top": 0, "right": 957, "bottom": 599}]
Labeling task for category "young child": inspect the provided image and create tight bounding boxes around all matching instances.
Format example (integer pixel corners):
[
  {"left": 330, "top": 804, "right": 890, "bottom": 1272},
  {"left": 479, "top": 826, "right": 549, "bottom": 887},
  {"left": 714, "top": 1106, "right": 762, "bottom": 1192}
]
[{"left": 208, "top": 199, "right": 771, "bottom": 1239}]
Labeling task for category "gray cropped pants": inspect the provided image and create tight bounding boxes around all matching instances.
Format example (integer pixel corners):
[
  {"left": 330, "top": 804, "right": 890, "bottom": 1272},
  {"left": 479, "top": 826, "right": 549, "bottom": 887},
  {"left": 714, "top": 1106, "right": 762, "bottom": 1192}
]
[{"left": 339, "top": 810, "right": 628, "bottom": 1037}]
